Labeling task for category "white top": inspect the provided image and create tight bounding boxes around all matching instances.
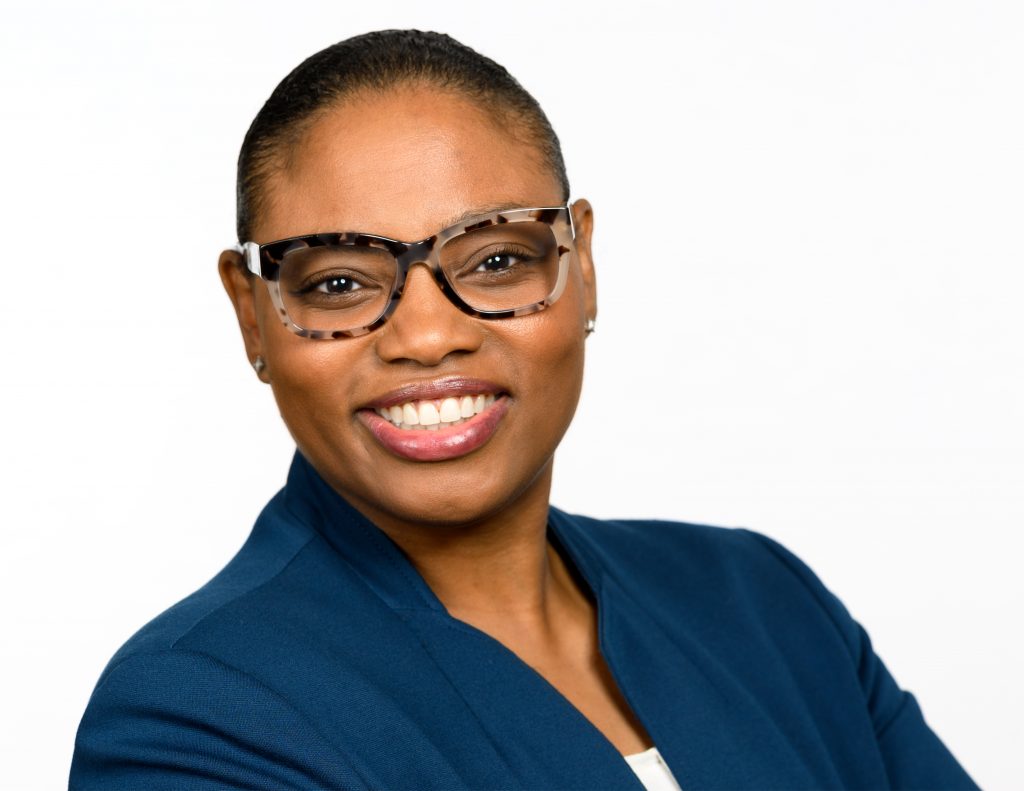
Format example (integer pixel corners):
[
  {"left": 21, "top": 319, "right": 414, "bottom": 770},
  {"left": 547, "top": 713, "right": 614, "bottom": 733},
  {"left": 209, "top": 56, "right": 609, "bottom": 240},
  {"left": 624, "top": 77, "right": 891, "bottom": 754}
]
[{"left": 623, "top": 746, "right": 683, "bottom": 791}]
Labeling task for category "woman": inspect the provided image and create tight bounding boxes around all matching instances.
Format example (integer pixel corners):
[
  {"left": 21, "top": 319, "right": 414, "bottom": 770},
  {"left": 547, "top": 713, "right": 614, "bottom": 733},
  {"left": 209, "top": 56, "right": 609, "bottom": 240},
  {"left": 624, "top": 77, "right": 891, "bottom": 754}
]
[{"left": 70, "top": 30, "right": 977, "bottom": 790}]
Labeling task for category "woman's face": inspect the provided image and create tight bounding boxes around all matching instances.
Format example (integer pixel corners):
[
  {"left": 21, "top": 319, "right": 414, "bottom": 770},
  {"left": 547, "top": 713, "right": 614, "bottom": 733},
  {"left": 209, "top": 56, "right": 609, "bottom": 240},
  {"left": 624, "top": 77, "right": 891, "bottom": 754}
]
[{"left": 221, "top": 86, "right": 596, "bottom": 534}]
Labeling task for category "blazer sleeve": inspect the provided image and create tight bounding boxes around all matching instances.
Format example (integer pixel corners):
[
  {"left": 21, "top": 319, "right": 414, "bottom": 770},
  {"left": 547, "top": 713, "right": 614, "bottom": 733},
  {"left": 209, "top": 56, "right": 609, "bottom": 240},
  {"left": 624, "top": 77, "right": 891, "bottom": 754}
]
[
  {"left": 69, "top": 649, "right": 368, "bottom": 791},
  {"left": 741, "top": 530, "right": 979, "bottom": 791}
]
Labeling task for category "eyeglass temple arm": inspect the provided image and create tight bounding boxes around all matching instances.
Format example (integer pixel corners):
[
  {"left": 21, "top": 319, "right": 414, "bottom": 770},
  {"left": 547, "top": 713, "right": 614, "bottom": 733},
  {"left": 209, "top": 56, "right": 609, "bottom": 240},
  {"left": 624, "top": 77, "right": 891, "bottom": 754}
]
[{"left": 232, "top": 242, "right": 262, "bottom": 276}]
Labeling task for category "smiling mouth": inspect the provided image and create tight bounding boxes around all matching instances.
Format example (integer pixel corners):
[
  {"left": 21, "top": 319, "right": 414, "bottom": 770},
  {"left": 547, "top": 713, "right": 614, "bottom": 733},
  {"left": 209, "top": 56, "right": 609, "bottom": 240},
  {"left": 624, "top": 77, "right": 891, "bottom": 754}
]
[
  {"left": 358, "top": 392, "right": 509, "bottom": 462},
  {"left": 371, "top": 393, "right": 497, "bottom": 431}
]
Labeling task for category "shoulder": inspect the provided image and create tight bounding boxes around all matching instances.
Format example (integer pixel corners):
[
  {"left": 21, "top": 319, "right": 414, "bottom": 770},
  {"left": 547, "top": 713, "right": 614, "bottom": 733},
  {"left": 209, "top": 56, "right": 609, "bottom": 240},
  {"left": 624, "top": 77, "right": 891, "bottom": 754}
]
[
  {"left": 554, "top": 511, "right": 980, "bottom": 788},
  {"left": 97, "top": 489, "right": 319, "bottom": 686},
  {"left": 553, "top": 508, "right": 812, "bottom": 589},
  {"left": 71, "top": 491, "right": 369, "bottom": 788},
  {"left": 70, "top": 647, "right": 363, "bottom": 789},
  {"left": 551, "top": 508, "right": 861, "bottom": 654}
]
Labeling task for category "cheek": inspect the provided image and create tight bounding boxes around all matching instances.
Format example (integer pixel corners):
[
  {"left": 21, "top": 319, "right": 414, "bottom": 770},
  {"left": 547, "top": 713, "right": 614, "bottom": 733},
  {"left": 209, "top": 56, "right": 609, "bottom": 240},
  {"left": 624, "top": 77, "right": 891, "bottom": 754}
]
[
  {"left": 257, "top": 297, "right": 366, "bottom": 441},
  {"left": 507, "top": 281, "right": 587, "bottom": 441},
  {"left": 535, "top": 329, "right": 585, "bottom": 433}
]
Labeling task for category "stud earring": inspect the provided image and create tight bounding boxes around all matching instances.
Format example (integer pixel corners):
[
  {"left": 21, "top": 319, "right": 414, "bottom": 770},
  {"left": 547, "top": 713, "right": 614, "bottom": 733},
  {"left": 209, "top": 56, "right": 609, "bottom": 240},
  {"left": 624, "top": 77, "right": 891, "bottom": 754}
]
[
  {"left": 252, "top": 355, "right": 266, "bottom": 375},
  {"left": 584, "top": 318, "right": 596, "bottom": 336}
]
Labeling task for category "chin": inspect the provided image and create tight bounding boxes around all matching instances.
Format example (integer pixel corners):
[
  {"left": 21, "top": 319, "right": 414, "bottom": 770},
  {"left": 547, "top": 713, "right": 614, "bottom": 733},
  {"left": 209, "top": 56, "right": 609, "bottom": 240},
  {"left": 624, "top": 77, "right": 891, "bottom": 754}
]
[{"left": 371, "top": 468, "right": 543, "bottom": 530}]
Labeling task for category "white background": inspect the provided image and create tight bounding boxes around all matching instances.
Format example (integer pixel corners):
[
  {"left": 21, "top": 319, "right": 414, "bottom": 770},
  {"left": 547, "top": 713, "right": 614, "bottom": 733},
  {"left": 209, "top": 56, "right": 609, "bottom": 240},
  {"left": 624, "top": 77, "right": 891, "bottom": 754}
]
[{"left": 2, "top": 1, "right": 1021, "bottom": 788}]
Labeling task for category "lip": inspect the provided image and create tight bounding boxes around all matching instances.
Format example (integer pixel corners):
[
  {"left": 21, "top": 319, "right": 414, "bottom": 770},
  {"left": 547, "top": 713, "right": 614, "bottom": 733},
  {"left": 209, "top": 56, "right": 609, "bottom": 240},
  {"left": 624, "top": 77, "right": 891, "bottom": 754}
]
[
  {"left": 362, "top": 377, "right": 505, "bottom": 410},
  {"left": 358, "top": 394, "right": 510, "bottom": 462}
]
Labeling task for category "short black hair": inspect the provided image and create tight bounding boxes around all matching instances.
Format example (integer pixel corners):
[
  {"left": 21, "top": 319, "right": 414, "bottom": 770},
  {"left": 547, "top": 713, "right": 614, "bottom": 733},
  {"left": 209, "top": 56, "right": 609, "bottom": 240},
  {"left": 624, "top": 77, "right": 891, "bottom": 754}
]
[{"left": 236, "top": 29, "right": 570, "bottom": 242}]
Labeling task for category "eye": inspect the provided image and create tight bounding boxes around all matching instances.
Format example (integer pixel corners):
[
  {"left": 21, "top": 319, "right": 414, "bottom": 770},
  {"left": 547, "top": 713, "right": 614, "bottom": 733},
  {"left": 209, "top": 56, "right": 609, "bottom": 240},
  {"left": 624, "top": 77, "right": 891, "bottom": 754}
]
[
  {"left": 314, "top": 275, "right": 364, "bottom": 294},
  {"left": 474, "top": 251, "right": 523, "bottom": 273}
]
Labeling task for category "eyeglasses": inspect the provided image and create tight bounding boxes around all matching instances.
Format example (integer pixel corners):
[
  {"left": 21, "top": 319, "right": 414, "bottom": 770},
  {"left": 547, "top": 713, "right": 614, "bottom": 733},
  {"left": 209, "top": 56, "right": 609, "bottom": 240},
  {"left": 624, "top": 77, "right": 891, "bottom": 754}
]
[{"left": 235, "top": 204, "right": 576, "bottom": 339}]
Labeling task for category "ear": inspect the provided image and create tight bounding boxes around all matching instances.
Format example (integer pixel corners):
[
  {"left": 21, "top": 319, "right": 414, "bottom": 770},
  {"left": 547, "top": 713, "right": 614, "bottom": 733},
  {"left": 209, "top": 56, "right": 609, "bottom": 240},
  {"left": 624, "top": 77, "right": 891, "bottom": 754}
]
[
  {"left": 570, "top": 198, "right": 597, "bottom": 325},
  {"left": 218, "top": 249, "right": 265, "bottom": 378}
]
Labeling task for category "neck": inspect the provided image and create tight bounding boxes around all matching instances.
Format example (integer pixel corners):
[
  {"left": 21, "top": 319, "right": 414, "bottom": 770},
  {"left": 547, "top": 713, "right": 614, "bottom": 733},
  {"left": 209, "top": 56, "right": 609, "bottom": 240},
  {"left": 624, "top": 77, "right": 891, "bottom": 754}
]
[
  {"left": 402, "top": 499, "right": 556, "bottom": 619},
  {"left": 349, "top": 463, "right": 584, "bottom": 632}
]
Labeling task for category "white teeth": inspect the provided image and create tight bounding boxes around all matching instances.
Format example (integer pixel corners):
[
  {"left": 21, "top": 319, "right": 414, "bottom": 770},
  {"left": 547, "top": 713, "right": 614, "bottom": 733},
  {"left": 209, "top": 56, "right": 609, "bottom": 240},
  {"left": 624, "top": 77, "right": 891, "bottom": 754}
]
[
  {"left": 377, "top": 393, "right": 499, "bottom": 430},
  {"left": 418, "top": 402, "right": 441, "bottom": 426},
  {"left": 439, "top": 397, "right": 461, "bottom": 423}
]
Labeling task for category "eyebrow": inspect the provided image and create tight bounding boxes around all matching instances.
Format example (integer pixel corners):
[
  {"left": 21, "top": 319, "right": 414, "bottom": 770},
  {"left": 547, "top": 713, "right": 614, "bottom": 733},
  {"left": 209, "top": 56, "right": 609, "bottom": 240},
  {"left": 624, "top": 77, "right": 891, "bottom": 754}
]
[
  {"left": 439, "top": 202, "right": 534, "bottom": 229},
  {"left": 265, "top": 202, "right": 561, "bottom": 245}
]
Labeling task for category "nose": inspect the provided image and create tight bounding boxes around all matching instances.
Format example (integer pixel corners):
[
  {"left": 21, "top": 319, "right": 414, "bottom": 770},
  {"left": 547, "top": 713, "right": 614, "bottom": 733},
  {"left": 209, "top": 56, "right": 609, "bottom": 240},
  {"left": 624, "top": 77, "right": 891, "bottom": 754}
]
[{"left": 373, "top": 263, "right": 484, "bottom": 366}]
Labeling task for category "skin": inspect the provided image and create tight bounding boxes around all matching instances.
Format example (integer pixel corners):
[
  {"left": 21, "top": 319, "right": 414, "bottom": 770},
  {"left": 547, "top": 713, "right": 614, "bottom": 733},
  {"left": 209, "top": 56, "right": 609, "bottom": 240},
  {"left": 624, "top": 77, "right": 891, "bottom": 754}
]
[{"left": 219, "top": 85, "right": 652, "bottom": 756}]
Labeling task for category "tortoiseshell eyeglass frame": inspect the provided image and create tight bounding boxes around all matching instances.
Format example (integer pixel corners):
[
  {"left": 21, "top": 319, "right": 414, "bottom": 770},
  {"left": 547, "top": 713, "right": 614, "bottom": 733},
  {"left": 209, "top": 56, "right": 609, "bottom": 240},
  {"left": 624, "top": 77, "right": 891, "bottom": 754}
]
[{"left": 233, "top": 204, "right": 577, "bottom": 339}]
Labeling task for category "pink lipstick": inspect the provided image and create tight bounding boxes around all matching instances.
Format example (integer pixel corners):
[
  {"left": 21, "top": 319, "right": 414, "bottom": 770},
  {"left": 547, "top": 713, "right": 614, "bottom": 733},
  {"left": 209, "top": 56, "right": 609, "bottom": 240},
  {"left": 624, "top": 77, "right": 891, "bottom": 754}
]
[{"left": 357, "top": 377, "right": 509, "bottom": 462}]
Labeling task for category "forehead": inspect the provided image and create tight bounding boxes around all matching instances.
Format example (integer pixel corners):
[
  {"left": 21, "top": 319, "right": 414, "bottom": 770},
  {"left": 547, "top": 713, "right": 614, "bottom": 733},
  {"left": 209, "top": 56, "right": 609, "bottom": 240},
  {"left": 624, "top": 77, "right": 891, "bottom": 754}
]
[{"left": 256, "top": 86, "right": 562, "bottom": 242}]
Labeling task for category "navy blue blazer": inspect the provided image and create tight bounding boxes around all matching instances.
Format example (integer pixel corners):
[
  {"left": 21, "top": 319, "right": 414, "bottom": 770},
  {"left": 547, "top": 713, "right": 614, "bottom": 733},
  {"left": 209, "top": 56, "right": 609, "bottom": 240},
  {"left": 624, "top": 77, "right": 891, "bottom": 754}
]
[{"left": 70, "top": 452, "right": 977, "bottom": 790}]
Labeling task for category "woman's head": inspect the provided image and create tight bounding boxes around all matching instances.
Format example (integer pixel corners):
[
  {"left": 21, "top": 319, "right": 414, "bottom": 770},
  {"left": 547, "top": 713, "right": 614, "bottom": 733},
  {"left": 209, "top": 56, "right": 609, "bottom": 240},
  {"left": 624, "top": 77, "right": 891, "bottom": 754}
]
[{"left": 220, "top": 31, "right": 596, "bottom": 537}]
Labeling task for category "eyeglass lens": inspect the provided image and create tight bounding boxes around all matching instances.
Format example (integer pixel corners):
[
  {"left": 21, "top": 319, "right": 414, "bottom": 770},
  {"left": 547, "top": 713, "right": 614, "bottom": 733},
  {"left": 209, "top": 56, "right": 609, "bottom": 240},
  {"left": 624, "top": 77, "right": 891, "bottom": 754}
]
[{"left": 276, "top": 221, "right": 562, "bottom": 333}]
